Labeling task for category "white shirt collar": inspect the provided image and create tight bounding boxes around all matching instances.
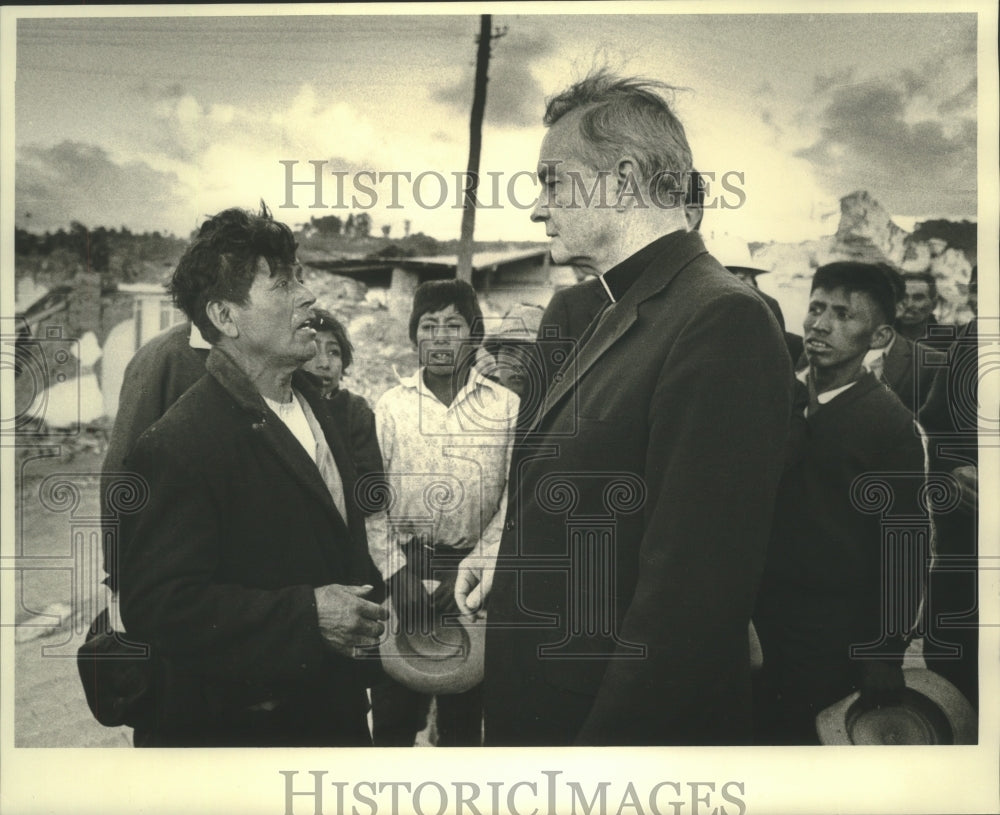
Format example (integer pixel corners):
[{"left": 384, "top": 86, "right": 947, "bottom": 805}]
[
  {"left": 398, "top": 366, "right": 502, "bottom": 399},
  {"left": 796, "top": 369, "right": 858, "bottom": 405},
  {"left": 189, "top": 323, "right": 211, "bottom": 349}
]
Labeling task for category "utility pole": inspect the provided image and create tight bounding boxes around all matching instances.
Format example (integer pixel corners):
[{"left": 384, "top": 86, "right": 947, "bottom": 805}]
[{"left": 456, "top": 15, "right": 505, "bottom": 284}]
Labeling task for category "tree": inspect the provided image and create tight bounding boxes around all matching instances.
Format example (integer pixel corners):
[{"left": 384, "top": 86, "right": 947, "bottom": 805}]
[
  {"left": 353, "top": 212, "right": 372, "bottom": 238},
  {"left": 310, "top": 214, "right": 343, "bottom": 236}
]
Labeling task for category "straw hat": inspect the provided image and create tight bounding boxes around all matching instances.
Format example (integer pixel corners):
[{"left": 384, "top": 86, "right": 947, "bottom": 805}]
[
  {"left": 482, "top": 303, "right": 544, "bottom": 353},
  {"left": 704, "top": 232, "right": 769, "bottom": 278},
  {"left": 816, "top": 668, "right": 976, "bottom": 745},
  {"left": 379, "top": 597, "right": 486, "bottom": 695}
]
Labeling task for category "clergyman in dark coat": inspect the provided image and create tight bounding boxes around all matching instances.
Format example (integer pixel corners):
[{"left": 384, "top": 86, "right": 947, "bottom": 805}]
[{"left": 456, "top": 72, "right": 793, "bottom": 746}]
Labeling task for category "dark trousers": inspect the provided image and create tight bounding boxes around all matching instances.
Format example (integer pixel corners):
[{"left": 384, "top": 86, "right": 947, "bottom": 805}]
[{"left": 371, "top": 678, "right": 483, "bottom": 747}]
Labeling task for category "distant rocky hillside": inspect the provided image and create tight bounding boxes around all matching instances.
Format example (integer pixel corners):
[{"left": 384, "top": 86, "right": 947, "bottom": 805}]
[{"left": 751, "top": 190, "right": 976, "bottom": 330}]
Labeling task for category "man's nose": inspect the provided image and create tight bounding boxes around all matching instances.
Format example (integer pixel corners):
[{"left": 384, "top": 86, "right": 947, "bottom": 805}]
[
  {"left": 811, "top": 311, "right": 832, "bottom": 332},
  {"left": 296, "top": 280, "right": 316, "bottom": 309},
  {"left": 530, "top": 194, "right": 548, "bottom": 223}
]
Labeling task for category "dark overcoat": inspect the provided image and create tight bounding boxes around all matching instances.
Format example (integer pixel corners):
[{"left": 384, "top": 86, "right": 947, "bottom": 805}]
[
  {"left": 484, "top": 230, "right": 794, "bottom": 746},
  {"left": 101, "top": 322, "right": 207, "bottom": 591},
  {"left": 119, "top": 348, "right": 381, "bottom": 746}
]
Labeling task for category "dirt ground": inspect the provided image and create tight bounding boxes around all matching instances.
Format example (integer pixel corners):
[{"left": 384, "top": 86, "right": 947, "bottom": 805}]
[{"left": 12, "top": 445, "right": 134, "bottom": 747}]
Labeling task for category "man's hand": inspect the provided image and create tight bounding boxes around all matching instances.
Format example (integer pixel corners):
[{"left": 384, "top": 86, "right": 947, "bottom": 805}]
[
  {"left": 455, "top": 543, "right": 498, "bottom": 620},
  {"left": 430, "top": 568, "right": 460, "bottom": 614},
  {"left": 314, "top": 584, "right": 388, "bottom": 658},
  {"left": 860, "top": 660, "right": 905, "bottom": 707}
]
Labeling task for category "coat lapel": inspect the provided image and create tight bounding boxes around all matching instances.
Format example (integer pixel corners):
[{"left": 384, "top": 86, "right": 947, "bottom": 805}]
[
  {"left": 531, "top": 231, "right": 710, "bottom": 431},
  {"left": 205, "top": 349, "right": 350, "bottom": 535},
  {"left": 295, "top": 373, "right": 360, "bottom": 522}
]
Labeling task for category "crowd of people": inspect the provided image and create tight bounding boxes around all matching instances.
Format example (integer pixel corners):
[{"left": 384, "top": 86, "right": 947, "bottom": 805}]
[{"left": 93, "top": 70, "right": 978, "bottom": 748}]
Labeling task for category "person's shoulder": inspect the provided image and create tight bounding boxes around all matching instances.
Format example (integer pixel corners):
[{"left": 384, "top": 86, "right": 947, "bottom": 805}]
[
  {"left": 135, "top": 321, "right": 193, "bottom": 358},
  {"left": 132, "top": 374, "right": 229, "bottom": 452},
  {"left": 474, "top": 373, "right": 521, "bottom": 416},
  {"left": 124, "top": 322, "right": 204, "bottom": 374},
  {"left": 666, "top": 263, "right": 782, "bottom": 335},
  {"left": 340, "top": 388, "right": 375, "bottom": 420},
  {"left": 374, "top": 381, "right": 415, "bottom": 415},
  {"left": 888, "top": 333, "right": 915, "bottom": 358},
  {"left": 544, "top": 279, "right": 604, "bottom": 315},
  {"left": 844, "top": 376, "right": 918, "bottom": 434},
  {"left": 341, "top": 388, "right": 372, "bottom": 410}
]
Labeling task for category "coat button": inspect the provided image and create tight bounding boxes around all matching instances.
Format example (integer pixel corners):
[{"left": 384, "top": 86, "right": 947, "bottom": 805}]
[{"left": 503, "top": 518, "right": 515, "bottom": 532}]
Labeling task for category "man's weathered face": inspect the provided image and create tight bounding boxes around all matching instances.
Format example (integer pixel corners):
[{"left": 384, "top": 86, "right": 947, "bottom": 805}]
[
  {"left": 803, "top": 286, "right": 885, "bottom": 373},
  {"left": 301, "top": 330, "right": 343, "bottom": 395},
  {"left": 229, "top": 258, "right": 317, "bottom": 367},
  {"left": 899, "top": 279, "right": 935, "bottom": 326},
  {"left": 530, "top": 112, "right": 618, "bottom": 273}
]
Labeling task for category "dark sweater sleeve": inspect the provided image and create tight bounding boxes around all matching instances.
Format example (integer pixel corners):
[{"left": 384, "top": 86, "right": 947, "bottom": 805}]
[{"left": 348, "top": 394, "right": 384, "bottom": 483}]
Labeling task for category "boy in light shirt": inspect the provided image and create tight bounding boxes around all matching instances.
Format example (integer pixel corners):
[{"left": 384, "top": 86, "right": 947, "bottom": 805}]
[{"left": 366, "top": 280, "right": 518, "bottom": 746}]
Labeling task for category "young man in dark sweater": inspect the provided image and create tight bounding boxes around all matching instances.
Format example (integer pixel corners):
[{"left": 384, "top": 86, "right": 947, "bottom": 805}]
[{"left": 753, "top": 261, "right": 927, "bottom": 744}]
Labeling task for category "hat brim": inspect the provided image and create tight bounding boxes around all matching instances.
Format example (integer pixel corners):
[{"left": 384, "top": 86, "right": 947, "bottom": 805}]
[
  {"left": 726, "top": 265, "right": 769, "bottom": 277},
  {"left": 816, "top": 668, "right": 976, "bottom": 745},
  {"left": 379, "top": 598, "right": 485, "bottom": 695}
]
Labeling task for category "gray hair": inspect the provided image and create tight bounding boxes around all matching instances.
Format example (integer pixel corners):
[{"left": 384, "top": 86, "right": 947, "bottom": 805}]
[{"left": 544, "top": 70, "right": 693, "bottom": 204}]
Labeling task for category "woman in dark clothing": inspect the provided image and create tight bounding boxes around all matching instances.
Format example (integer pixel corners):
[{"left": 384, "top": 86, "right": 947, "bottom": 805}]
[{"left": 301, "top": 308, "right": 383, "bottom": 484}]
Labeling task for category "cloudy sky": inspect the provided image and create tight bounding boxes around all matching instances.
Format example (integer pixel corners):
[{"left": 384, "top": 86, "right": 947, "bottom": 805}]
[{"left": 9, "top": 7, "right": 983, "bottom": 244}]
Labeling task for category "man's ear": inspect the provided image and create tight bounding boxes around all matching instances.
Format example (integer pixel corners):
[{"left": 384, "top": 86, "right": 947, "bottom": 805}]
[
  {"left": 614, "top": 156, "right": 647, "bottom": 210},
  {"left": 206, "top": 300, "right": 239, "bottom": 340},
  {"left": 615, "top": 156, "right": 638, "bottom": 185},
  {"left": 869, "top": 324, "right": 894, "bottom": 351}
]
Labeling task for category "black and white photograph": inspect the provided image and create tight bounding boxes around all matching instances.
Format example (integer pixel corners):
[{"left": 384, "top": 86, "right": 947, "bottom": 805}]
[{"left": 1, "top": 2, "right": 997, "bottom": 814}]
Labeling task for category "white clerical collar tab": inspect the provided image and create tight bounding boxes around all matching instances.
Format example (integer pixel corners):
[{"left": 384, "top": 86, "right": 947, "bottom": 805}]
[{"left": 597, "top": 274, "right": 616, "bottom": 304}]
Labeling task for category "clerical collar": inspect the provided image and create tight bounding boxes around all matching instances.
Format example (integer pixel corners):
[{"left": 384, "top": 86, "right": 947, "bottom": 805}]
[{"left": 597, "top": 230, "right": 687, "bottom": 304}]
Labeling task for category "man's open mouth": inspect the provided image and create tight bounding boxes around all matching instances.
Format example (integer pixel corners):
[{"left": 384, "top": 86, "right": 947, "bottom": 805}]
[{"left": 428, "top": 349, "right": 455, "bottom": 365}]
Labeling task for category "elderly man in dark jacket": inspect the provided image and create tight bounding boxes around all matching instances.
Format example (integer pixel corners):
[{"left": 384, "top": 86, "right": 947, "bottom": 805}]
[{"left": 118, "top": 205, "right": 386, "bottom": 747}]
